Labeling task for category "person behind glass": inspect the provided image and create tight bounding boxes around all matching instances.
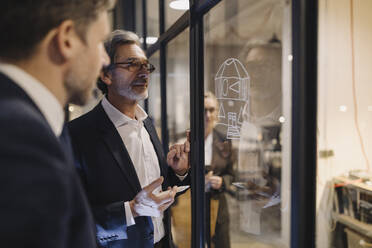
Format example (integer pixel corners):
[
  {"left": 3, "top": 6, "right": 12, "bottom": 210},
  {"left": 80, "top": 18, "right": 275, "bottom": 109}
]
[
  {"left": 68, "top": 30, "right": 190, "bottom": 248},
  {"left": 204, "top": 91, "right": 234, "bottom": 248},
  {"left": 0, "top": 0, "right": 116, "bottom": 247}
]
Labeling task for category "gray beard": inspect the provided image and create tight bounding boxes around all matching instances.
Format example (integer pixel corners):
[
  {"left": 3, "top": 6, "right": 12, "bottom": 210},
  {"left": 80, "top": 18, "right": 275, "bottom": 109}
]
[{"left": 119, "top": 88, "right": 148, "bottom": 102}]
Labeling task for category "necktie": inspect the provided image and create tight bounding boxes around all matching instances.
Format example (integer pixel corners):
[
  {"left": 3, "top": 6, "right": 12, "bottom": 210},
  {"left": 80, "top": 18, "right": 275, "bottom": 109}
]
[{"left": 59, "top": 124, "right": 74, "bottom": 162}]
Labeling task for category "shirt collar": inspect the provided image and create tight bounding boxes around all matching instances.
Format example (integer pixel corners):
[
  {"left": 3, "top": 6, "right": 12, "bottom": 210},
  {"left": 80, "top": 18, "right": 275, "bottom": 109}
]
[
  {"left": 0, "top": 63, "right": 64, "bottom": 137},
  {"left": 101, "top": 95, "right": 148, "bottom": 128}
]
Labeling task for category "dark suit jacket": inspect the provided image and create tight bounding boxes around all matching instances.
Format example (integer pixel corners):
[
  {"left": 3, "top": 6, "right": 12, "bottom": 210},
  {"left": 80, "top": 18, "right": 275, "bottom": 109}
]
[
  {"left": 0, "top": 73, "right": 96, "bottom": 248},
  {"left": 68, "top": 102, "right": 189, "bottom": 248}
]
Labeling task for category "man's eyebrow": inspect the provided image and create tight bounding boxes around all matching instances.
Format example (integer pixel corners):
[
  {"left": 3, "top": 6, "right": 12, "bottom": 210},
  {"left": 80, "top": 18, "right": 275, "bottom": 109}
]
[
  {"left": 115, "top": 57, "right": 136, "bottom": 62},
  {"left": 115, "top": 57, "right": 149, "bottom": 63},
  {"left": 126, "top": 57, "right": 138, "bottom": 61}
]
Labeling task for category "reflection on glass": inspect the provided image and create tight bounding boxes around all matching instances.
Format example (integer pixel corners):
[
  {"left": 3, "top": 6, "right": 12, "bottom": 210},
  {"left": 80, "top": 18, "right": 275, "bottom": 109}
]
[
  {"left": 204, "top": 0, "right": 291, "bottom": 247},
  {"left": 204, "top": 91, "right": 235, "bottom": 248},
  {"left": 147, "top": 51, "right": 161, "bottom": 138}
]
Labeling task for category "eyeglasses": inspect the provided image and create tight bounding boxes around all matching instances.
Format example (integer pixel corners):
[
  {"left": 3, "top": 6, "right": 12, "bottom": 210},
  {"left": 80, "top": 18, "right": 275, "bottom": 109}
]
[
  {"left": 113, "top": 59, "right": 156, "bottom": 73},
  {"left": 204, "top": 107, "right": 216, "bottom": 113}
]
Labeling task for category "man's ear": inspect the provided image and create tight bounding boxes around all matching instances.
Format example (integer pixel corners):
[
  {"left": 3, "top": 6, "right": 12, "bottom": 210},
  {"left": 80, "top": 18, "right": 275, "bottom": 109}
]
[
  {"left": 54, "top": 20, "right": 83, "bottom": 60},
  {"left": 100, "top": 70, "right": 112, "bottom": 86}
]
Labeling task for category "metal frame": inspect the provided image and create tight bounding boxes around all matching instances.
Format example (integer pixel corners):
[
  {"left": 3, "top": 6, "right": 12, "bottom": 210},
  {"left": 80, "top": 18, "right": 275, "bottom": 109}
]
[
  {"left": 291, "top": 0, "right": 318, "bottom": 247},
  {"left": 142, "top": 0, "right": 149, "bottom": 112},
  {"left": 121, "top": 0, "right": 136, "bottom": 31},
  {"left": 159, "top": 0, "right": 169, "bottom": 153},
  {"left": 189, "top": 0, "right": 205, "bottom": 247}
]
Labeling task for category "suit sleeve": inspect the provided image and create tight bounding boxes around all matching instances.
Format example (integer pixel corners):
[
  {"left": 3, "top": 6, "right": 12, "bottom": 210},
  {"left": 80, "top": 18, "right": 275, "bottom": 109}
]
[
  {"left": 0, "top": 112, "right": 95, "bottom": 248},
  {"left": 215, "top": 139, "right": 235, "bottom": 194},
  {"left": 68, "top": 126, "right": 128, "bottom": 245},
  {"left": 92, "top": 201, "right": 128, "bottom": 244},
  {"left": 222, "top": 152, "right": 234, "bottom": 193}
]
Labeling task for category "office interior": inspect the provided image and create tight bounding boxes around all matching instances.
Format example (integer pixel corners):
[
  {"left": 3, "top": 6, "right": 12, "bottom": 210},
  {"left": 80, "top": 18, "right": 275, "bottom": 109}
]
[{"left": 68, "top": 0, "right": 372, "bottom": 247}]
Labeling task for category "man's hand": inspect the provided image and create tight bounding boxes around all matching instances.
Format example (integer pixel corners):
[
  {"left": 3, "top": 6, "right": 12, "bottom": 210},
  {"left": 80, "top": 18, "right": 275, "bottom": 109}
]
[
  {"left": 167, "top": 132, "right": 190, "bottom": 175},
  {"left": 129, "top": 177, "right": 177, "bottom": 217},
  {"left": 205, "top": 171, "right": 223, "bottom": 190}
]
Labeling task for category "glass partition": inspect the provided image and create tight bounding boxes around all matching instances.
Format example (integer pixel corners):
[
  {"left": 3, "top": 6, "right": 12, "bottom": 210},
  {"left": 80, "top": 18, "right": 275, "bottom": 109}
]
[
  {"left": 146, "top": 0, "right": 159, "bottom": 42},
  {"left": 166, "top": 28, "right": 191, "bottom": 247},
  {"left": 166, "top": 0, "right": 188, "bottom": 30},
  {"left": 135, "top": 0, "right": 143, "bottom": 36},
  {"left": 203, "top": 0, "right": 292, "bottom": 247},
  {"left": 147, "top": 51, "right": 161, "bottom": 138},
  {"left": 166, "top": 28, "right": 190, "bottom": 145},
  {"left": 317, "top": 0, "right": 372, "bottom": 246}
]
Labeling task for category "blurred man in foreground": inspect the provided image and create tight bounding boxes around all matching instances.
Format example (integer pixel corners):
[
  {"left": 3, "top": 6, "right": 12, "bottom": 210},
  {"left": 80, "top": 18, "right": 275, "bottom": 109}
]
[{"left": 0, "top": 0, "right": 116, "bottom": 247}]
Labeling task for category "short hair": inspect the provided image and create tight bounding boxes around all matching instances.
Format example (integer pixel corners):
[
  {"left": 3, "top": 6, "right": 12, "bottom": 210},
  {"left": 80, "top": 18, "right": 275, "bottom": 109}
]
[
  {"left": 97, "top": 30, "right": 141, "bottom": 94},
  {"left": 0, "top": 0, "right": 116, "bottom": 61}
]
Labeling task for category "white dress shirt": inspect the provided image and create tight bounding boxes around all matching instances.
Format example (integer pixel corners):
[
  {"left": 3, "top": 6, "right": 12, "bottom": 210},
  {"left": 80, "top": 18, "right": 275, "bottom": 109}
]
[
  {"left": 205, "top": 132, "right": 213, "bottom": 166},
  {"left": 0, "top": 63, "right": 64, "bottom": 137},
  {"left": 101, "top": 96, "right": 165, "bottom": 243}
]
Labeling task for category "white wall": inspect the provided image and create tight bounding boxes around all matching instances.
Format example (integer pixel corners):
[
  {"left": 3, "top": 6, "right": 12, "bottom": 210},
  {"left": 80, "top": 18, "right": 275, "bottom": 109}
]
[{"left": 317, "top": 0, "right": 372, "bottom": 245}]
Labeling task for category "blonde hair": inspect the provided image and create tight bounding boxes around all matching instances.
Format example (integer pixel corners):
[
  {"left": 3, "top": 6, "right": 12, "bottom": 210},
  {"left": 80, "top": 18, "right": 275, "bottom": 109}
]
[{"left": 204, "top": 91, "right": 218, "bottom": 108}]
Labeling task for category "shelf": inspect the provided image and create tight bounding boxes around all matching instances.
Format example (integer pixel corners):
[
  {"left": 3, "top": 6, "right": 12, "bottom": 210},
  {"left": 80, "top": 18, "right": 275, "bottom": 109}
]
[
  {"left": 332, "top": 212, "right": 372, "bottom": 238},
  {"left": 334, "top": 176, "right": 372, "bottom": 193}
]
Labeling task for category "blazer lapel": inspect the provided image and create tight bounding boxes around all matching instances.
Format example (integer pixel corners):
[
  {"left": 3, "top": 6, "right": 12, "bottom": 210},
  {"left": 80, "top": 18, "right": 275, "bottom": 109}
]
[
  {"left": 143, "top": 118, "right": 167, "bottom": 178},
  {"left": 94, "top": 104, "right": 142, "bottom": 193}
]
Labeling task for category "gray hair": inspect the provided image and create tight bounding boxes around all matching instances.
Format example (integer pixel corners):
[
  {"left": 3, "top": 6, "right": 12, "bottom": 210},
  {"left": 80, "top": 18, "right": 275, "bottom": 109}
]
[{"left": 97, "top": 30, "right": 141, "bottom": 94}]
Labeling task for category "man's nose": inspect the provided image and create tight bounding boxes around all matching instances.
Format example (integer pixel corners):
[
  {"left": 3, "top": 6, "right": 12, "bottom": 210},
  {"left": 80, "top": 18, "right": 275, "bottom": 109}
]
[{"left": 138, "top": 69, "right": 149, "bottom": 78}]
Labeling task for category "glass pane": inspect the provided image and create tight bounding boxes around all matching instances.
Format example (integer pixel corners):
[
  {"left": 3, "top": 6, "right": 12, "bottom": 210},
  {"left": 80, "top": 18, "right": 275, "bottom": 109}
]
[
  {"left": 204, "top": 0, "right": 292, "bottom": 247},
  {"left": 166, "top": 0, "right": 188, "bottom": 30},
  {"left": 166, "top": 28, "right": 191, "bottom": 248},
  {"left": 148, "top": 51, "right": 162, "bottom": 139},
  {"left": 147, "top": 0, "right": 159, "bottom": 39},
  {"left": 166, "top": 28, "right": 190, "bottom": 145},
  {"left": 135, "top": 0, "right": 143, "bottom": 36},
  {"left": 317, "top": 0, "right": 372, "bottom": 247}
]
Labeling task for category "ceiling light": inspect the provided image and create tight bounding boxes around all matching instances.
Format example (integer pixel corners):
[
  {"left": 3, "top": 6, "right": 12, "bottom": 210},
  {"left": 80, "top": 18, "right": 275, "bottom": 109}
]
[
  {"left": 339, "top": 105, "right": 347, "bottom": 112},
  {"left": 139, "top": 36, "right": 158, "bottom": 45},
  {"left": 169, "top": 0, "right": 189, "bottom": 10}
]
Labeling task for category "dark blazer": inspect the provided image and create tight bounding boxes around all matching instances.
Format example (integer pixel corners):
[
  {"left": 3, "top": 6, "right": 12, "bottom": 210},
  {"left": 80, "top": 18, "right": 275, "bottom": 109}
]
[
  {"left": 210, "top": 129, "right": 234, "bottom": 248},
  {"left": 68, "top": 102, "right": 188, "bottom": 248},
  {"left": 0, "top": 73, "right": 96, "bottom": 248}
]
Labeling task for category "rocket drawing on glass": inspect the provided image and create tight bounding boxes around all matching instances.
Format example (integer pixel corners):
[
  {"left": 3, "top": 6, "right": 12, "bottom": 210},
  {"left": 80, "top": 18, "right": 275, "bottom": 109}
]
[{"left": 214, "top": 58, "right": 250, "bottom": 140}]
